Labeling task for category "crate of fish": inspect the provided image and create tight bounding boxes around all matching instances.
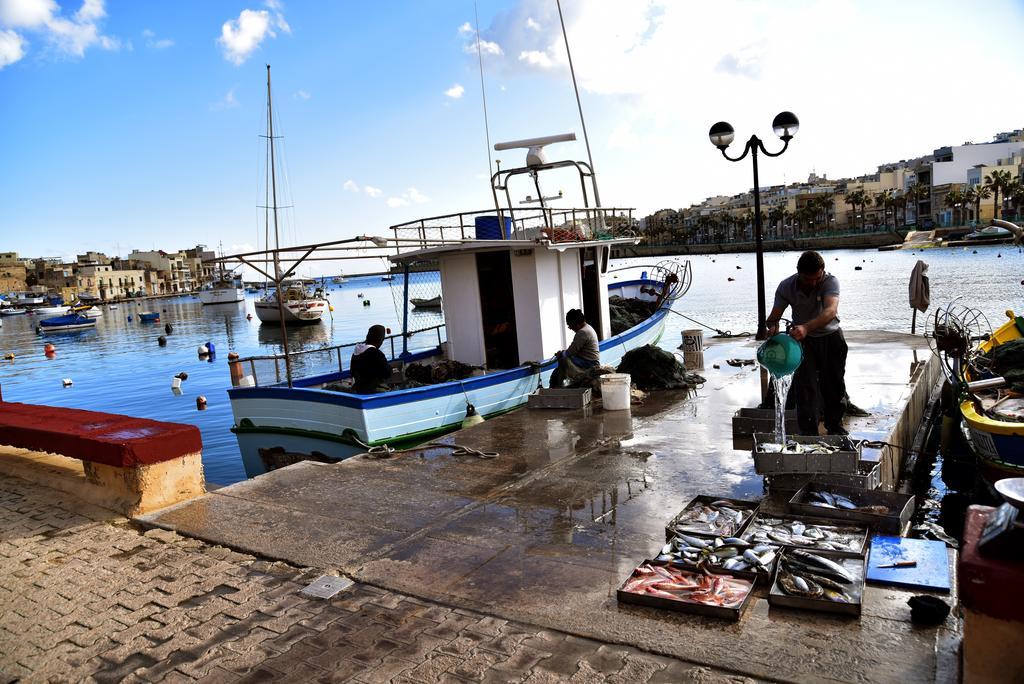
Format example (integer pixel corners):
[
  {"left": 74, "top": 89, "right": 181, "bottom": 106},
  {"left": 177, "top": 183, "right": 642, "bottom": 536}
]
[
  {"left": 789, "top": 483, "right": 915, "bottom": 534},
  {"left": 658, "top": 533, "right": 779, "bottom": 578},
  {"left": 617, "top": 560, "right": 758, "bottom": 621},
  {"left": 752, "top": 434, "right": 861, "bottom": 475},
  {"left": 731, "top": 407, "right": 798, "bottom": 438},
  {"left": 664, "top": 496, "right": 760, "bottom": 541},
  {"left": 741, "top": 513, "right": 868, "bottom": 556},
  {"left": 766, "top": 462, "right": 882, "bottom": 495},
  {"left": 768, "top": 548, "right": 865, "bottom": 616}
]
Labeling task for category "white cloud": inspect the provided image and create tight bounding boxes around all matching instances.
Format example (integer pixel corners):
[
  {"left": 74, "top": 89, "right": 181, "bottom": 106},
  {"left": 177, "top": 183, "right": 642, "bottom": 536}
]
[
  {"left": 218, "top": 5, "right": 290, "bottom": 65},
  {"left": 387, "top": 187, "right": 430, "bottom": 208},
  {"left": 363, "top": 186, "right": 382, "bottom": 198},
  {"left": 0, "top": 0, "right": 56, "bottom": 28},
  {"left": 294, "top": 89, "right": 310, "bottom": 100},
  {"left": 343, "top": 180, "right": 360, "bottom": 192},
  {"left": 0, "top": 0, "right": 120, "bottom": 62},
  {"left": 211, "top": 87, "right": 238, "bottom": 111},
  {"left": 457, "top": 21, "right": 473, "bottom": 35},
  {"left": 444, "top": 83, "right": 465, "bottom": 99},
  {"left": 464, "top": 39, "right": 502, "bottom": 56},
  {"left": 344, "top": 181, "right": 384, "bottom": 198},
  {"left": 0, "top": 29, "right": 25, "bottom": 67},
  {"left": 518, "top": 49, "right": 553, "bottom": 69},
  {"left": 142, "top": 28, "right": 173, "bottom": 49},
  {"left": 526, "top": 17, "right": 541, "bottom": 31}
]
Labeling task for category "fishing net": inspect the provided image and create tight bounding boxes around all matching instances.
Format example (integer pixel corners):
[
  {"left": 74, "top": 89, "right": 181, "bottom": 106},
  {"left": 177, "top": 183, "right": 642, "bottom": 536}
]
[
  {"left": 386, "top": 258, "right": 446, "bottom": 341},
  {"left": 983, "top": 338, "right": 1024, "bottom": 393},
  {"left": 405, "top": 359, "right": 478, "bottom": 385},
  {"left": 609, "top": 296, "right": 656, "bottom": 335},
  {"left": 615, "top": 345, "right": 706, "bottom": 391}
]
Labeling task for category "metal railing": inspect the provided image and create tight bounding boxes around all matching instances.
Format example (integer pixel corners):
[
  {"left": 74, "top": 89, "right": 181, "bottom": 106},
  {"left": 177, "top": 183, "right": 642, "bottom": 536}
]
[
  {"left": 389, "top": 207, "right": 637, "bottom": 253},
  {"left": 231, "top": 324, "right": 446, "bottom": 387}
]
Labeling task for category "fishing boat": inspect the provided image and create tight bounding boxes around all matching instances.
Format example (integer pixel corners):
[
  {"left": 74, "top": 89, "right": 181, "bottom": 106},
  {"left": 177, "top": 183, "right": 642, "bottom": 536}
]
[
  {"left": 139, "top": 311, "right": 161, "bottom": 322},
  {"left": 380, "top": 274, "right": 394, "bottom": 282},
  {"left": 332, "top": 274, "right": 347, "bottom": 285},
  {"left": 8, "top": 291, "right": 46, "bottom": 306},
  {"left": 225, "top": 133, "right": 691, "bottom": 478},
  {"left": 199, "top": 271, "right": 245, "bottom": 305},
  {"left": 411, "top": 296, "right": 442, "bottom": 309},
  {"left": 958, "top": 310, "right": 1024, "bottom": 480},
  {"left": 38, "top": 313, "right": 96, "bottom": 332}
]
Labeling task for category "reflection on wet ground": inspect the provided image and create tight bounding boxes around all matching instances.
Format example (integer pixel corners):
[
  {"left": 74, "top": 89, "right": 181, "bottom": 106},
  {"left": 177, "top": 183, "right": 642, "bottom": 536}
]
[{"left": 143, "top": 331, "right": 953, "bottom": 682}]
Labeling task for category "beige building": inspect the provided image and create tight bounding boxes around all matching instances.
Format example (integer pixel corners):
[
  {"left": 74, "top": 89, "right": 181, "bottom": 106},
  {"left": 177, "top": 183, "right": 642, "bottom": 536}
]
[
  {"left": 128, "top": 250, "right": 190, "bottom": 294},
  {"left": 77, "top": 264, "right": 147, "bottom": 301}
]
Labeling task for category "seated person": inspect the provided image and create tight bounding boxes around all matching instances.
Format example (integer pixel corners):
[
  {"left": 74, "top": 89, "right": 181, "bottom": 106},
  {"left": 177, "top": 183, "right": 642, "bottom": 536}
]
[
  {"left": 351, "top": 324, "right": 392, "bottom": 394},
  {"left": 550, "top": 309, "right": 600, "bottom": 388}
]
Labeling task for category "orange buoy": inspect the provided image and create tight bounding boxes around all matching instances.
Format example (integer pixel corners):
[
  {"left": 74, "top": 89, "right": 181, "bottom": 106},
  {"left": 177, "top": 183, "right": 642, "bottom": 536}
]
[{"left": 44, "top": 343, "right": 56, "bottom": 354}]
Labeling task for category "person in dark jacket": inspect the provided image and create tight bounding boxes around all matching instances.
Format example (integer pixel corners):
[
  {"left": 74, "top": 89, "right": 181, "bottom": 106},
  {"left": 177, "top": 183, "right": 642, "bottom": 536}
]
[{"left": 351, "top": 325, "right": 392, "bottom": 394}]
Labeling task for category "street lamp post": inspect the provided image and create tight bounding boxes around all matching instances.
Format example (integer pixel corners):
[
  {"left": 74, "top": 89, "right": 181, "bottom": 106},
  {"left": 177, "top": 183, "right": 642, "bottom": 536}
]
[{"left": 708, "top": 112, "right": 799, "bottom": 340}]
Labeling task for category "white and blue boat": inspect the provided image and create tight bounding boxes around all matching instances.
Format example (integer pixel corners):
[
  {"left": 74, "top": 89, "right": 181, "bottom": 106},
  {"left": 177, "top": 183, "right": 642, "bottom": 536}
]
[
  {"left": 38, "top": 313, "right": 96, "bottom": 332},
  {"left": 226, "top": 135, "right": 690, "bottom": 478}
]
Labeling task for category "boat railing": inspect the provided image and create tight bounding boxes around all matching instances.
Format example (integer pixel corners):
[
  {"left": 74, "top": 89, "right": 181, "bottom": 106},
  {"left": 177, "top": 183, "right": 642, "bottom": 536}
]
[
  {"left": 389, "top": 207, "right": 637, "bottom": 254},
  {"left": 231, "top": 324, "right": 446, "bottom": 387}
]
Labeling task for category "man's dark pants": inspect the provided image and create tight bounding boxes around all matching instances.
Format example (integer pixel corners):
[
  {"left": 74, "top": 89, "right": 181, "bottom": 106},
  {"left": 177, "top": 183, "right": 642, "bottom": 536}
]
[{"left": 792, "top": 330, "right": 848, "bottom": 435}]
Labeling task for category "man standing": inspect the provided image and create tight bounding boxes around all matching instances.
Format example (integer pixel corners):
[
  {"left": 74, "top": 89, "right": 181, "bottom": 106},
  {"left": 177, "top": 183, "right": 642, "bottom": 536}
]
[
  {"left": 351, "top": 324, "right": 392, "bottom": 394},
  {"left": 550, "top": 309, "right": 600, "bottom": 388},
  {"left": 765, "top": 251, "right": 847, "bottom": 436}
]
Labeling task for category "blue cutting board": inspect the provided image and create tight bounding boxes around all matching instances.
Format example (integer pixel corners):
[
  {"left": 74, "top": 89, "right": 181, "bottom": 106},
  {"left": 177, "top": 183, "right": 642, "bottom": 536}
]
[{"left": 866, "top": 535, "right": 950, "bottom": 592}]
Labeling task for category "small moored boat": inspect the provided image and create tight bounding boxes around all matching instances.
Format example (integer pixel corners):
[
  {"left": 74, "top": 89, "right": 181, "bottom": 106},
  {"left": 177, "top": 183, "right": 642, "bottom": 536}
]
[
  {"left": 0, "top": 308, "right": 27, "bottom": 316},
  {"left": 410, "top": 296, "right": 442, "bottom": 309},
  {"left": 139, "top": 311, "right": 161, "bottom": 322},
  {"left": 39, "top": 314, "right": 96, "bottom": 332}
]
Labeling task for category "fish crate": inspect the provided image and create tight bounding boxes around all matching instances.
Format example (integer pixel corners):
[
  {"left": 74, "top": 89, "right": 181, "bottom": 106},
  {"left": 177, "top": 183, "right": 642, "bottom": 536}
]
[
  {"left": 788, "top": 483, "right": 914, "bottom": 535},
  {"left": 768, "top": 548, "right": 865, "bottom": 617},
  {"left": 616, "top": 560, "right": 758, "bottom": 621},
  {"left": 741, "top": 512, "right": 869, "bottom": 557},
  {"left": 664, "top": 495, "right": 761, "bottom": 541},
  {"left": 731, "top": 407, "right": 797, "bottom": 438},
  {"left": 752, "top": 433, "right": 861, "bottom": 475},
  {"left": 766, "top": 462, "right": 882, "bottom": 495},
  {"left": 527, "top": 387, "right": 592, "bottom": 409}
]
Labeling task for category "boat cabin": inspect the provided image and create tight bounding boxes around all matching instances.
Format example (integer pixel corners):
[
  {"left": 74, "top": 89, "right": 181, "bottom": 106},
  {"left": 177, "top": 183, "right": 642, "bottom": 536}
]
[{"left": 391, "top": 236, "right": 632, "bottom": 371}]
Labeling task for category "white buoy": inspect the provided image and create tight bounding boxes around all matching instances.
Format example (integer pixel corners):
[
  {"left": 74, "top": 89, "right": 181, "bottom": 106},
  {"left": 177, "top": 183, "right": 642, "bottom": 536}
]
[
  {"left": 62, "top": 378, "right": 73, "bottom": 387},
  {"left": 171, "top": 377, "right": 182, "bottom": 390},
  {"left": 197, "top": 345, "right": 209, "bottom": 356}
]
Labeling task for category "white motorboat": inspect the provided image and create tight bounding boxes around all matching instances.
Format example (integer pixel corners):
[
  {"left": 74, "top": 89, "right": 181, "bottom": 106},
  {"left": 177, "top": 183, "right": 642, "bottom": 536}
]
[
  {"left": 31, "top": 305, "right": 69, "bottom": 316},
  {"left": 199, "top": 246, "right": 245, "bottom": 304},
  {"left": 226, "top": 132, "right": 691, "bottom": 478},
  {"left": 0, "top": 308, "right": 27, "bottom": 316},
  {"left": 253, "top": 283, "right": 327, "bottom": 324}
]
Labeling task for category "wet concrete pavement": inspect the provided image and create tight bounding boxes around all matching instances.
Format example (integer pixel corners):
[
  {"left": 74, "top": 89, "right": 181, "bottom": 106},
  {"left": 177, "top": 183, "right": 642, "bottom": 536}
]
[{"left": 142, "top": 331, "right": 958, "bottom": 683}]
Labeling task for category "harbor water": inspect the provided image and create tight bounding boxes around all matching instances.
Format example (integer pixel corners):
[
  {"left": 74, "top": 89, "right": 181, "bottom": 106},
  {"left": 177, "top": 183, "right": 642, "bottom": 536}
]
[{"left": 0, "top": 245, "right": 1020, "bottom": 485}]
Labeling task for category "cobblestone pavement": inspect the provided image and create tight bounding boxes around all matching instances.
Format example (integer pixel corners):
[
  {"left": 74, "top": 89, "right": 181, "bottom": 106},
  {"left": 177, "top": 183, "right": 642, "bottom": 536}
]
[{"left": 0, "top": 475, "right": 753, "bottom": 683}]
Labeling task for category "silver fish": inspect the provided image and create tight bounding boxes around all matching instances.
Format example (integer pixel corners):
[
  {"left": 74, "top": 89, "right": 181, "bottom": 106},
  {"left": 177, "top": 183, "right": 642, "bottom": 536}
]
[{"left": 790, "top": 550, "right": 854, "bottom": 583}]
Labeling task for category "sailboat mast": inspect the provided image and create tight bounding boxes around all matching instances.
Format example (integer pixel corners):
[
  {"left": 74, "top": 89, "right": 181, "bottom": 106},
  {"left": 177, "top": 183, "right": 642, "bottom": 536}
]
[{"left": 266, "top": 63, "right": 293, "bottom": 387}]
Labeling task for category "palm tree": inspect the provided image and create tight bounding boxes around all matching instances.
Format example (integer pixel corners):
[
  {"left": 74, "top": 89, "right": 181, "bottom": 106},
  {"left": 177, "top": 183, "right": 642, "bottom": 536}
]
[
  {"left": 767, "top": 206, "right": 784, "bottom": 239},
  {"left": 904, "top": 183, "right": 929, "bottom": 227},
  {"left": 1004, "top": 178, "right": 1024, "bottom": 221},
  {"left": 893, "top": 192, "right": 908, "bottom": 229},
  {"left": 967, "top": 185, "right": 990, "bottom": 224},
  {"left": 845, "top": 190, "right": 865, "bottom": 232},
  {"left": 874, "top": 190, "right": 893, "bottom": 228},
  {"left": 983, "top": 169, "right": 1013, "bottom": 220},
  {"left": 943, "top": 188, "right": 965, "bottom": 226}
]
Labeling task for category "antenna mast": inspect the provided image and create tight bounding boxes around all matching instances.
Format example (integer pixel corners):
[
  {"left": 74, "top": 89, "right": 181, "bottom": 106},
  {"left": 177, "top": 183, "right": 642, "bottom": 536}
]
[
  {"left": 556, "top": 0, "right": 601, "bottom": 207},
  {"left": 473, "top": 2, "right": 494, "bottom": 180}
]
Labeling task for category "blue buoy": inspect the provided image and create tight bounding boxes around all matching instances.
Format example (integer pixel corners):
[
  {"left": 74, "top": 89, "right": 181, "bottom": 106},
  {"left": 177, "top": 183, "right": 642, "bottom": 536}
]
[{"left": 206, "top": 342, "right": 216, "bottom": 355}]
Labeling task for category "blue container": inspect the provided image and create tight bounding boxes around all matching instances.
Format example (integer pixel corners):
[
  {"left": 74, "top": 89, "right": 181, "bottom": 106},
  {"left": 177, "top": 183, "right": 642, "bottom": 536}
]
[
  {"left": 757, "top": 334, "right": 803, "bottom": 377},
  {"left": 474, "top": 215, "right": 512, "bottom": 240}
]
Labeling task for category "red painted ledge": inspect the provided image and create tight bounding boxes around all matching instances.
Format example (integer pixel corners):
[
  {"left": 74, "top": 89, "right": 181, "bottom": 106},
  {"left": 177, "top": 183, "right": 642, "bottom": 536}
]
[{"left": 0, "top": 400, "right": 202, "bottom": 468}]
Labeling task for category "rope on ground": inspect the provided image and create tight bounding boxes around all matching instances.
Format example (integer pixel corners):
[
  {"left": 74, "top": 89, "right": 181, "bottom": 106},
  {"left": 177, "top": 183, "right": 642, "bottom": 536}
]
[
  {"left": 665, "top": 309, "right": 753, "bottom": 338},
  {"left": 350, "top": 434, "right": 498, "bottom": 460}
]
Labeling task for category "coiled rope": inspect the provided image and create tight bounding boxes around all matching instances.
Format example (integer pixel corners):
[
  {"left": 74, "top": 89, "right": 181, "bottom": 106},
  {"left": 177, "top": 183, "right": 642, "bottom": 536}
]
[{"left": 349, "top": 434, "right": 498, "bottom": 460}]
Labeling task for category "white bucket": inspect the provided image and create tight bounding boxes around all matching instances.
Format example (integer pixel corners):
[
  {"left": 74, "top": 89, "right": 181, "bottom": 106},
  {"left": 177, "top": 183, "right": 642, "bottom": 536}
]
[
  {"left": 600, "top": 373, "right": 632, "bottom": 411},
  {"left": 680, "top": 329, "right": 705, "bottom": 370}
]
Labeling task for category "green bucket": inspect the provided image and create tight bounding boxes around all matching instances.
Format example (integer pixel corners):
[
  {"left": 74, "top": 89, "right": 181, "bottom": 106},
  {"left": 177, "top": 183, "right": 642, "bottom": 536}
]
[{"left": 757, "top": 333, "right": 803, "bottom": 377}]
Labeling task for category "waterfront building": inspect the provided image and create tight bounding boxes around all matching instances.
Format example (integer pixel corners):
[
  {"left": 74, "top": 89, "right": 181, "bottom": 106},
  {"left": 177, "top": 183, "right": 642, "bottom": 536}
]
[
  {"left": 76, "top": 263, "right": 147, "bottom": 300},
  {"left": 128, "top": 250, "right": 191, "bottom": 294}
]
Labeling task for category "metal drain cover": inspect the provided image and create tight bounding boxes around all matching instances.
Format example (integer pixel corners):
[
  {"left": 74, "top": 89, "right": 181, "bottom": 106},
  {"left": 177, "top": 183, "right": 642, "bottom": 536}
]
[{"left": 300, "top": 574, "right": 353, "bottom": 599}]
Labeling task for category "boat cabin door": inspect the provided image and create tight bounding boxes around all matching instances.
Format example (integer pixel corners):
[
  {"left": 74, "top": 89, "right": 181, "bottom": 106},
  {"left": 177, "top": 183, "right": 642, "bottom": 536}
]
[
  {"left": 580, "top": 246, "right": 610, "bottom": 340},
  {"left": 476, "top": 252, "right": 520, "bottom": 368}
]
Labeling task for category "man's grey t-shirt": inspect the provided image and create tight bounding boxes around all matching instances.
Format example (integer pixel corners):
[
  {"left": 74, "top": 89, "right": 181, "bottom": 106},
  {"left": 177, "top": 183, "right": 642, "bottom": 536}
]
[
  {"left": 773, "top": 273, "right": 840, "bottom": 337},
  {"left": 565, "top": 323, "right": 600, "bottom": 361}
]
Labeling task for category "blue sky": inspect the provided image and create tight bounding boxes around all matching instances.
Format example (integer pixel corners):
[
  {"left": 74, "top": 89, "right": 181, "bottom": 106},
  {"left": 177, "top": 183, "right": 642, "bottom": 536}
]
[{"left": 2, "top": 0, "right": 1023, "bottom": 275}]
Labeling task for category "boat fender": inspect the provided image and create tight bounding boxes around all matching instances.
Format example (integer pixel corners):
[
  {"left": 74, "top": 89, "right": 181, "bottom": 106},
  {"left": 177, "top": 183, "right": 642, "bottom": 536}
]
[
  {"left": 3, "top": 353, "right": 14, "bottom": 360},
  {"left": 329, "top": 306, "right": 334, "bottom": 312},
  {"left": 196, "top": 395, "right": 207, "bottom": 410},
  {"left": 44, "top": 343, "right": 56, "bottom": 354},
  {"left": 62, "top": 378, "right": 73, "bottom": 387},
  {"left": 198, "top": 345, "right": 209, "bottom": 356},
  {"left": 461, "top": 403, "right": 485, "bottom": 428},
  {"left": 158, "top": 336, "right": 167, "bottom": 346},
  {"left": 175, "top": 372, "right": 188, "bottom": 381},
  {"left": 206, "top": 342, "right": 216, "bottom": 356},
  {"left": 165, "top": 323, "right": 172, "bottom": 334}
]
